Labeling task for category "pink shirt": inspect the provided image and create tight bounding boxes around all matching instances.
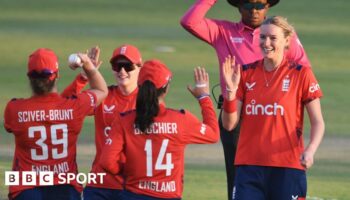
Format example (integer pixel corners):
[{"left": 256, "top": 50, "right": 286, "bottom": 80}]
[{"left": 181, "top": 0, "right": 310, "bottom": 94}]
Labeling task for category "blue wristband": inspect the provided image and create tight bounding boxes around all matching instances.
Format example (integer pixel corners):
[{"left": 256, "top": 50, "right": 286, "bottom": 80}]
[{"left": 197, "top": 94, "right": 210, "bottom": 100}]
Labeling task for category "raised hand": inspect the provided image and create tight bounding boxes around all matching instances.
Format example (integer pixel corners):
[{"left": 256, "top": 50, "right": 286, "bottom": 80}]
[
  {"left": 222, "top": 55, "right": 240, "bottom": 92},
  {"left": 87, "top": 46, "right": 102, "bottom": 69},
  {"left": 187, "top": 67, "right": 210, "bottom": 99},
  {"left": 80, "top": 46, "right": 102, "bottom": 79}
]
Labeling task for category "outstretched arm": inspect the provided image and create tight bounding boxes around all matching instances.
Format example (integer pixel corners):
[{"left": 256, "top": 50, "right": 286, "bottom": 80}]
[{"left": 184, "top": 67, "right": 219, "bottom": 144}]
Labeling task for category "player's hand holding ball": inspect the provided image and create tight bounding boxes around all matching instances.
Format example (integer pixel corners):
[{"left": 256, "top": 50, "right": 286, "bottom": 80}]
[
  {"left": 68, "top": 53, "right": 83, "bottom": 70},
  {"left": 68, "top": 52, "right": 95, "bottom": 72}
]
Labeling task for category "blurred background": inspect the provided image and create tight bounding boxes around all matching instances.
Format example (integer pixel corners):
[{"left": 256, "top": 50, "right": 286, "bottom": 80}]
[{"left": 0, "top": 0, "right": 349, "bottom": 199}]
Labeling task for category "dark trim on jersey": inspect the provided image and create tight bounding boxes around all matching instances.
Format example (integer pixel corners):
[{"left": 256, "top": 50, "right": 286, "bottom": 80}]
[
  {"left": 167, "top": 108, "right": 186, "bottom": 114},
  {"left": 242, "top": 60, "right": 260, "bottom": 71},
  {"left": 65, "top": 95, "right": 77, "bottom": 99},
  {"left": 242, "top": 59, "right": 305, "bottom": 72},
  {"left": 120, "top": 109, "right": 136, "bottom": 117},
  {"left": 108, "top": 85, "right": 118, "bottom": 90},
  {"left": 296, "top": 64, "right": 303, "bottom": 71},
  {"left": 286, "top": 60, "right": 304, "bottom": 71}
]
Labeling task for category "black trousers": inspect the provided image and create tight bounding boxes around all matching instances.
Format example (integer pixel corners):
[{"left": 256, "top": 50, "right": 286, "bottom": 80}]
[{"left": 218, "top": 110, "right": 240, "bottom": 200}]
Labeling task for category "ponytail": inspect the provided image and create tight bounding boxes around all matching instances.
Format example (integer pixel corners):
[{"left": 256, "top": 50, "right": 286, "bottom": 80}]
[{"left": 135, "top": 80, "right": 167, "bottom": 133}]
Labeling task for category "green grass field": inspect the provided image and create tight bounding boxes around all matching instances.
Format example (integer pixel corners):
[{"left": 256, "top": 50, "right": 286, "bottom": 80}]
[{"left": 0, "top": 0, "right": 350, "bottom": 199}]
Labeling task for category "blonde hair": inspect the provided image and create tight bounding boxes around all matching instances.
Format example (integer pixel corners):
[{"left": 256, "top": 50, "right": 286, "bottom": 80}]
[{"left": 262, "top": 16, "right": 295, "bottom": 38}]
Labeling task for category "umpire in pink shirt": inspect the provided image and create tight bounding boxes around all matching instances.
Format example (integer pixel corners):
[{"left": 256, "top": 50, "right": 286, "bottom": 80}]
[{"left": 181, "top": 0, "right": 310, "bottom": 199}]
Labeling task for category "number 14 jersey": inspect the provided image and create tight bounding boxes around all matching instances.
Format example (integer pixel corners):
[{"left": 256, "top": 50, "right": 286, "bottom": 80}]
[{"left": 100, "top": 97, "right": 219, "bottom": 199}]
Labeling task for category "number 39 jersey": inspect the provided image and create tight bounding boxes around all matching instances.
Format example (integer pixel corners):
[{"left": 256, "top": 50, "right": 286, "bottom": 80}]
[
  {"left": 3, "top": 92, "right": 97, "bottom": 199},
  {"left": 100, "top": 97, "right": 219, "bottom": 199}
]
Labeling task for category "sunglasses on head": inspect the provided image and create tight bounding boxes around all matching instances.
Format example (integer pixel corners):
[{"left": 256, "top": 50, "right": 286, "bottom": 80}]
[
  {"left": 112, "top": 61, "right": 136, "bottom": 72},
  {"left": 242, "top": 2, "right": 266, "bottom": 10},
  {"left": 27, "top": 69, "right": 56, "bottom": 79}
]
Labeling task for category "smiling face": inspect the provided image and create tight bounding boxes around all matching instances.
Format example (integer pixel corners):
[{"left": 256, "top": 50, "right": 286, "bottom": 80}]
[
  {"left": 259, "top": 23, "right": 290, "bottom": 60},
  {"left": 112, "top": 57, "right": 140, "bottom": 88},
  {"left": 239, "top": 0, "right": 269, "bottom": 28}
]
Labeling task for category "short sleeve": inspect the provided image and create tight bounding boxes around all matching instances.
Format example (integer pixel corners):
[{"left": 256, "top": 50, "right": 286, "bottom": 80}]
[
  {"left": 3, "top": 101, "right": 14, "bottom": 133},
  {"left": 181, "top": 110, "right": 218, "bottom": 144},
  {"left": 75, "top": 91, "right": 97, "bottom": 116},
  {"left": 301, "top": 68, "right": 323, "bottom": 103}
]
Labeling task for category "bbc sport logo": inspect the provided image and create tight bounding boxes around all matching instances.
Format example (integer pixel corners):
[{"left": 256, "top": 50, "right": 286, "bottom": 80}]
[{"left": 5, "top": 171, "right": 106, "bottom": 186}]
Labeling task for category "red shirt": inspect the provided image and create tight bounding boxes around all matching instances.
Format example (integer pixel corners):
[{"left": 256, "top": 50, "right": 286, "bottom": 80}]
[
  {"left": 4, "top": 92, "right": 97, "bottom": 199},
  {"left": 235, "top": 58, "right": 322, "bottom": 170},
  {"left": 62, "top": 76, "right": 138, "bottom": 189},
  {"left": 100, "top": 97, "right": 219, "bottom": 199}
]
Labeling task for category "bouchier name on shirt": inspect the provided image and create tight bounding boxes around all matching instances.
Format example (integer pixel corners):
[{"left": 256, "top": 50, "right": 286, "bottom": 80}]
[{"left": 134, "top": 122, "right": 178, "bottom": 135}]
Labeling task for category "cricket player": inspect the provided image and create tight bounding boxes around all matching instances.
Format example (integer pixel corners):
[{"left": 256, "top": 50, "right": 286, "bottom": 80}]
[
  {"left": 180, "top": 1, "right": 311, "bottom": 199},
  {"left": 221, "top": 16, "right": 325, "bottom": 199},
  {"left": 100, "top": 60, "right": 219, "bottom": 200},
  {"left": 62, "top": 45, "right": 142, "bottom": 200},
  {"left": 3, "top": 48, "right": 108, "bottom": 200}
]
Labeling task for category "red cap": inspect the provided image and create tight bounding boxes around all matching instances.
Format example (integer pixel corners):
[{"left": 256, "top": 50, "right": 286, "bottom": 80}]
[
  {"left": 138, "top": 59, "right": 172, "bottom": 89},
  {"left": 28, "top": 48, "right": 59, "bottom": 74},
  {"left": 110, "top": 44, "right": 142, "bottom": 65}
]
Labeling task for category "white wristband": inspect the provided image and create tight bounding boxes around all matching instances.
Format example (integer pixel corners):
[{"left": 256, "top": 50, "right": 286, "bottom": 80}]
[
  {"left": 226, "top": 86, "right": 237, "bottom": 92},
  {"left": 195, "top": 83, "right": 207, "bottom": 88}
]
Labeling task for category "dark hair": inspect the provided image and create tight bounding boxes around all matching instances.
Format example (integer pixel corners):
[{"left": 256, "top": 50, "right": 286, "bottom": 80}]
[
  {"left": 29, "top": 76, "right": 56, "bottom": 95},
  {"left": 135, "top": 80, "right": 167, "bottom": 133}
]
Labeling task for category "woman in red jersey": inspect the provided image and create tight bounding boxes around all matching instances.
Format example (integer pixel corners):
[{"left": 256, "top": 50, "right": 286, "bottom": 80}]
[
  {"left": 4, "top": 48, "right": 107, "bottom": 200},
  {"left": 100, "top": 59, "right": 219, "bottom": 200},
  {"left": 180, "top": 1, "right": 312, "bottom": 198},
  {"left": 62, "top": 44, "right": 143, "bottom": 200},
  {"left": 221, "top": 16, "right": 325, "bottom": 200}
]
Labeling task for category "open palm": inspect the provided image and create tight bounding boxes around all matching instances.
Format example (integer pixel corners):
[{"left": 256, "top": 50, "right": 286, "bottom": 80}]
[{"left": 222, "top": 55, "right": 240, "bottom": 91}]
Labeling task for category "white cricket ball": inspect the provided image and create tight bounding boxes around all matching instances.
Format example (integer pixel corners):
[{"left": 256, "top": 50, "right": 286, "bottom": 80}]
[{"left": 68, "top": 54, "right": 83, "bottom": 69}]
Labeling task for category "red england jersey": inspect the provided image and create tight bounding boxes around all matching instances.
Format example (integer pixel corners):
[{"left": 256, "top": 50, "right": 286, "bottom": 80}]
[
  {"left": 235, "top": 58, "right": 323, "bottom": 170},
  {"left": 100, "top": 97, "right": 219, "bottom": 199},
  {"left": 4, "top": 92, "right": 97, "bottom": 199},
  {"left": 62, "top": 76, "right": 138, "bottom": 189}
]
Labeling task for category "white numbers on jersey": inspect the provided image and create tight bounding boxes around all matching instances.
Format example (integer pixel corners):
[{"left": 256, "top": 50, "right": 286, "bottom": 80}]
[
  {"left": 28, "top": 124, "right": 68, "bottom": 160},
  {"left": 144, "top": 139, "right": 174, "bottom": 177}
]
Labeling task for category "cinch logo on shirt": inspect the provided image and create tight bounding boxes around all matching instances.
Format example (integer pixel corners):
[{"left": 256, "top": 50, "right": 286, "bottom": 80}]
[
  {"left": 245, "top": 99, "right": 284, "bottom": 116},
  {"left": 104, "top": 126, "right": 112, "bottom": 145},
  {"left": 309, "top": 83, "right": 320, "bottom": 93}
]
